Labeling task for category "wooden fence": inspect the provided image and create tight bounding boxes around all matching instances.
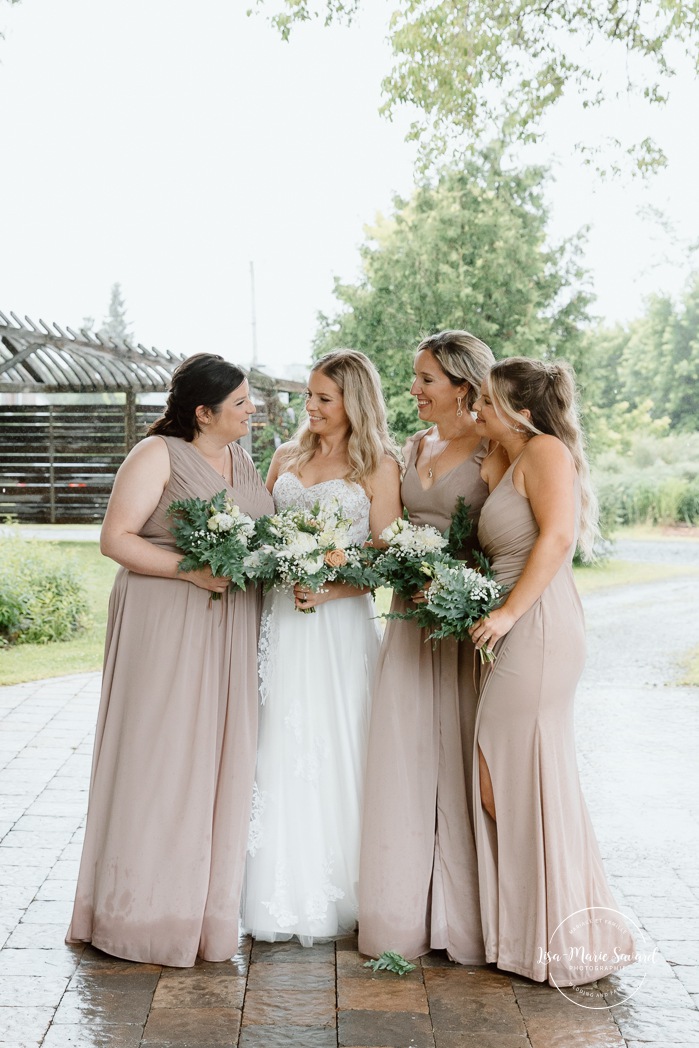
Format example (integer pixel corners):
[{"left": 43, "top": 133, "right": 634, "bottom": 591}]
[
  {"left": 0, "top": 403, "right": 165, "bottom": 523},
  {"left": 0, "top": 403, "right": 268, "bottom": 523}
]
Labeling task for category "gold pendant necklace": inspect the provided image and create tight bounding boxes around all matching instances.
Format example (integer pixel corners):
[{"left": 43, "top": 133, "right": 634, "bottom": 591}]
[{"left": 426, "top": 434, "right": 456, "bottom": 479}]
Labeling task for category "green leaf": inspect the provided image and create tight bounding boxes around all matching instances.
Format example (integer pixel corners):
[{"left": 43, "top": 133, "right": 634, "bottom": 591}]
[
  {"left": 444, "top": 496, "right": 474, "bottom": 555},
  {"left": 363, "top": 951, "right": 417, "bottom": 976}
]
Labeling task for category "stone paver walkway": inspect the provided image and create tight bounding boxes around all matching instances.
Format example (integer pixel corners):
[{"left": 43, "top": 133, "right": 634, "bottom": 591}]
[{"left": 2, "top": 543, "right": 699, "bottom": 1047}]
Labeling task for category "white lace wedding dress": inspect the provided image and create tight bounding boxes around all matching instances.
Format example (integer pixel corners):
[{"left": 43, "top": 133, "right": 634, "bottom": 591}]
[{"left": 242, "top": 472, "right": 381, "bottom": 945}]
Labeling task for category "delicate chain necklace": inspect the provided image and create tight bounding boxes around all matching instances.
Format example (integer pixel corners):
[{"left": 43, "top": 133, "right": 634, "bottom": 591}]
[
  {"left": 426, "top": 432, "right": 457, "bottom": 479},
  {"left": 194, "top": 442, "right": 230, "bottom": 481}
]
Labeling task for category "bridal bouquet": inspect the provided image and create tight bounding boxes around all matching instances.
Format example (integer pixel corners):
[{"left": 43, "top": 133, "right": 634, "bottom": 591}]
[
  {"left": 404, "top": 558, "right": 504, "bottom": 661},
  {"left": 246, "top": 500, "right": 379, "bottom": 612},
  {"left": 168, "top": 489, "right": 256, "bottom": 596}
]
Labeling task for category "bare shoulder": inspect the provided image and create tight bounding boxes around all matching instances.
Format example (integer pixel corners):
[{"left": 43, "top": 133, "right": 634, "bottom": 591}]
[
  {"left": 367, "top": 454, "right": 401, "bottom": 493},
  {"left": 520, "top": 435, "right": 575, "bottom": 474},
  {"left": 271, "top": 441, "right": 296, "bottom": 469},
  {"left": 266, "top": 441, "right": 296, "bottom": 489},
  {"left": 121, "top": 435, "right": 170, "bottom": 470}
]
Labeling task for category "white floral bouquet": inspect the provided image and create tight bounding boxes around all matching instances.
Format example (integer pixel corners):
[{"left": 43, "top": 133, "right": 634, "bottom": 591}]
[
  {"left": 370, "top": 517, "right": 453, "bottom": 601},
  {"left": 246, "top": 499, "right": 379, "bottom": 612},
  {"left": 408, "top": 558, "right": 504, "bottom": 661},
  {"left": 369, "top": 496, "right": 476, "bottom": 601},
  {"left": 168, "top": 489, "right": 256, "bottom": 597}
]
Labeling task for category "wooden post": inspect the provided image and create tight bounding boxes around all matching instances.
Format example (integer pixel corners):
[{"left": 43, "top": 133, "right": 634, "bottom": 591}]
[
  {"left": 125, "top": 391, "right": 137, "bottom": 452},
  {"left": 48, "top": 405, "right": 56, "bottom": 524}
]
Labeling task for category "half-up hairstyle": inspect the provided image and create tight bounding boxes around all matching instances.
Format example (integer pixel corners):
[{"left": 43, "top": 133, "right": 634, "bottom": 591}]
[
  {"left": 487, "top": 357, "right": 599, "bottom": 561},
  {"left": 416, "top": 330, "right": 495, "bottom": 409},
  {"left": 148, "top": 354, "right": 246, "bottom": 441},
  {"left": 284, "top": 349, "right": 399, "bottom": 484}
]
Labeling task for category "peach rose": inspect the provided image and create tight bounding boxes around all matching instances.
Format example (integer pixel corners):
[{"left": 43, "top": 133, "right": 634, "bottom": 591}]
[{"left": 324, "top": 548, "right": 348, "bottom": 568}]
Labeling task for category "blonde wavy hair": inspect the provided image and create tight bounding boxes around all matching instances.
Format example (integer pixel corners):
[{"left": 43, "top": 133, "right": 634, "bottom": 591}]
[
  {"left": 283, "top": 349, "right": 399, "bottom": 484},
  {"left": 487, "top": 357, "right": 600, "bottom": 561},
  {"left": 416, "top": 330, "right": 495, "bottom": 409}
]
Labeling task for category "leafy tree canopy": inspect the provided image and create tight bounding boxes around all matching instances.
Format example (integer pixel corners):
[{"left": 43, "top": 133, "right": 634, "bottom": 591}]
[
  {"left": 313, "top": 151, "right": 592, "bottom": 442},
  {"left": 618, "top": 274, "right": 699, "bottom": 431},
  {"left": 250, "top": 0, "right": 699, "bottom": 173},
  {"left": 582, "top": 272, "right": 699, "bottom": 440}
]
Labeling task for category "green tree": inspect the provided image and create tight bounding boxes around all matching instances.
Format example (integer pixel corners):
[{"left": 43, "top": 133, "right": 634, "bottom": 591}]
[
  {"left": 618, "top": 275, "right": 699, "bottom": 431},
  {"left": 251, "top": 0, "right": 699, "bottom": 172},
  {"left": 618, "top": 295, "right": 676, "bottom": 410},
  {"left": 313, "top": 154, "right": 592, "bottom": 441},
  {"left": 578, "top": 324, "right": 629, "bottom": 414}
]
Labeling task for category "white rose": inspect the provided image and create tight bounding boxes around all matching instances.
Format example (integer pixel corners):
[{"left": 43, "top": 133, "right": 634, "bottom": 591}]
[
  {"left": 210, "top": 512, "right": 235, "bottom": 532},
  {"left": 381, "top": 519, "right": 403, "bottom": 542},
  {"left": 287, "top": 532, "right": 317, "bottom": 557},
  {"left": 299, "top": 555, "right": 325, "bottom": 575}
]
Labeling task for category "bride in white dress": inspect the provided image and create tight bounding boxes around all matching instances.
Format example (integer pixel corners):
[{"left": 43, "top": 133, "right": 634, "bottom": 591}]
[{"left": 243, "top": 349, "right": 402, "bottom": 945}]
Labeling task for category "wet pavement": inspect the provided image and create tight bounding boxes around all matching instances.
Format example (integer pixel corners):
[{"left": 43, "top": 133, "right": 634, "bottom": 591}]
[{"left": 1, "top": 539, "right": 699, "bottom": 1046}]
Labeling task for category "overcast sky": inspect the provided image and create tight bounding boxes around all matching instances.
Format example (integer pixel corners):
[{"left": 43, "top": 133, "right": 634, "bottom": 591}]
[{"left": 1, "top": 0, "right": 697, "bottom": 377}]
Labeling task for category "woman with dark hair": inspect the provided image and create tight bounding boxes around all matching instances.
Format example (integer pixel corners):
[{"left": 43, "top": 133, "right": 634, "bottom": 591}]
[
  {"left": 359, "top": 331, "right": 508, "bottom": 964},
  {"left": 66, "top": 353, "right": 274, "bottom": 966},
  {"left": 469, "top": 357, "right": 633, "bottom": 985}
]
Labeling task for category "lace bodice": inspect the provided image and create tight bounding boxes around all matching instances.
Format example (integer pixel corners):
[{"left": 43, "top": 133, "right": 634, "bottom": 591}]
[{"left": 273, "top": 472, "right": 371, "bottom": 545}]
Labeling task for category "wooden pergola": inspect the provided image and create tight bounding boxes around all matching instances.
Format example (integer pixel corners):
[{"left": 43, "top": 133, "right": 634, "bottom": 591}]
[
  {"left": 0, "top": 310, "right": 304, "bottom": 522},
  {"left": 0, "top": 309, "right": 184, "bottom": 446}
]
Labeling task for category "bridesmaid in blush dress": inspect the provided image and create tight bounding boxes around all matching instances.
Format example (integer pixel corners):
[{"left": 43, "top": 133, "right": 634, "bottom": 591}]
[
  {"left": 469, "top": 357, "right": 634, "bottom": 986},
  {"left": 359, "top": 331, "right": 508, "bottom": 964},
  {"left": 66, "top": 354, "right": 274, "bottom": 967}
]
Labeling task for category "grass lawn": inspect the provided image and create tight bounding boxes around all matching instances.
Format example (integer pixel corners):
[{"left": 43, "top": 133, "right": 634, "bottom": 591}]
[
  {"left": 1, "top": 537, "right": 697, "bottom": 686},
  {"left": 572, "top": 559, "right": 695, "bottom": 594}
]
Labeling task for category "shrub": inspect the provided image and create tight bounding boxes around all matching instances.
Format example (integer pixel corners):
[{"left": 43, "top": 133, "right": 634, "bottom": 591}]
[
  {"left": 0, "top": 534, "right": 90, "bottom": 646},
  {"left": 592, "top": 433, "right": 699, "bottom": 529}
]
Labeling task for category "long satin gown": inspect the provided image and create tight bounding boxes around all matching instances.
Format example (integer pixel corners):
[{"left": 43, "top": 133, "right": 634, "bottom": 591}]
[
  {"left": 474, "top": 457, "right": 634, "bottom": 985},
  {"left": 66, "top": 436, "right": 274, "bottom": 967},
  {"left": 359, "top": 433, "right": 489, "bottom": 963}
]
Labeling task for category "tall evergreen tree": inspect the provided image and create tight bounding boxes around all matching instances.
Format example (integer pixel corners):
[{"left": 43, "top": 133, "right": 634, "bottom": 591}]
[{"left": 99, "top": 282, "right": 132, "bottom": 343}]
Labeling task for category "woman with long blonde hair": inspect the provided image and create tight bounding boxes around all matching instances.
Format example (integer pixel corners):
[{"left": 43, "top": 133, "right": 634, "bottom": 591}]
[
  {"left": 243, "top": 349, "right": 402, "bottom": 945},
  {"left": 469, "top": 356, "right": 634, "bottom": 985}
]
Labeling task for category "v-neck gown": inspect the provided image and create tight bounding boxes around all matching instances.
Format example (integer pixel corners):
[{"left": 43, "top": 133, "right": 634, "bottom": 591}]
[
  {"left": 473, "top": 460, "right": 634, "bottom": 985},
  {"left": 358, "top": 433, "right": 489, "bottom": 963},
  {"left": 66, "top": 436, "right": 274, "bottom": 967},
  {"left": 242, "top": 472, "right": 382, "bottom": 945}
]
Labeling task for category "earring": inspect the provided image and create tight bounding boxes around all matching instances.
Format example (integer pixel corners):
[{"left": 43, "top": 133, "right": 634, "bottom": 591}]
[{"left": 456, "top": 396, "right": 463, "bottom": 418}]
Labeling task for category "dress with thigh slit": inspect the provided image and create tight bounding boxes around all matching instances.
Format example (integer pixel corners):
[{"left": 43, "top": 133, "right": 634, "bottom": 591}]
[{"left": 473, "top": 458, "right": 634, "bottom": 985}]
